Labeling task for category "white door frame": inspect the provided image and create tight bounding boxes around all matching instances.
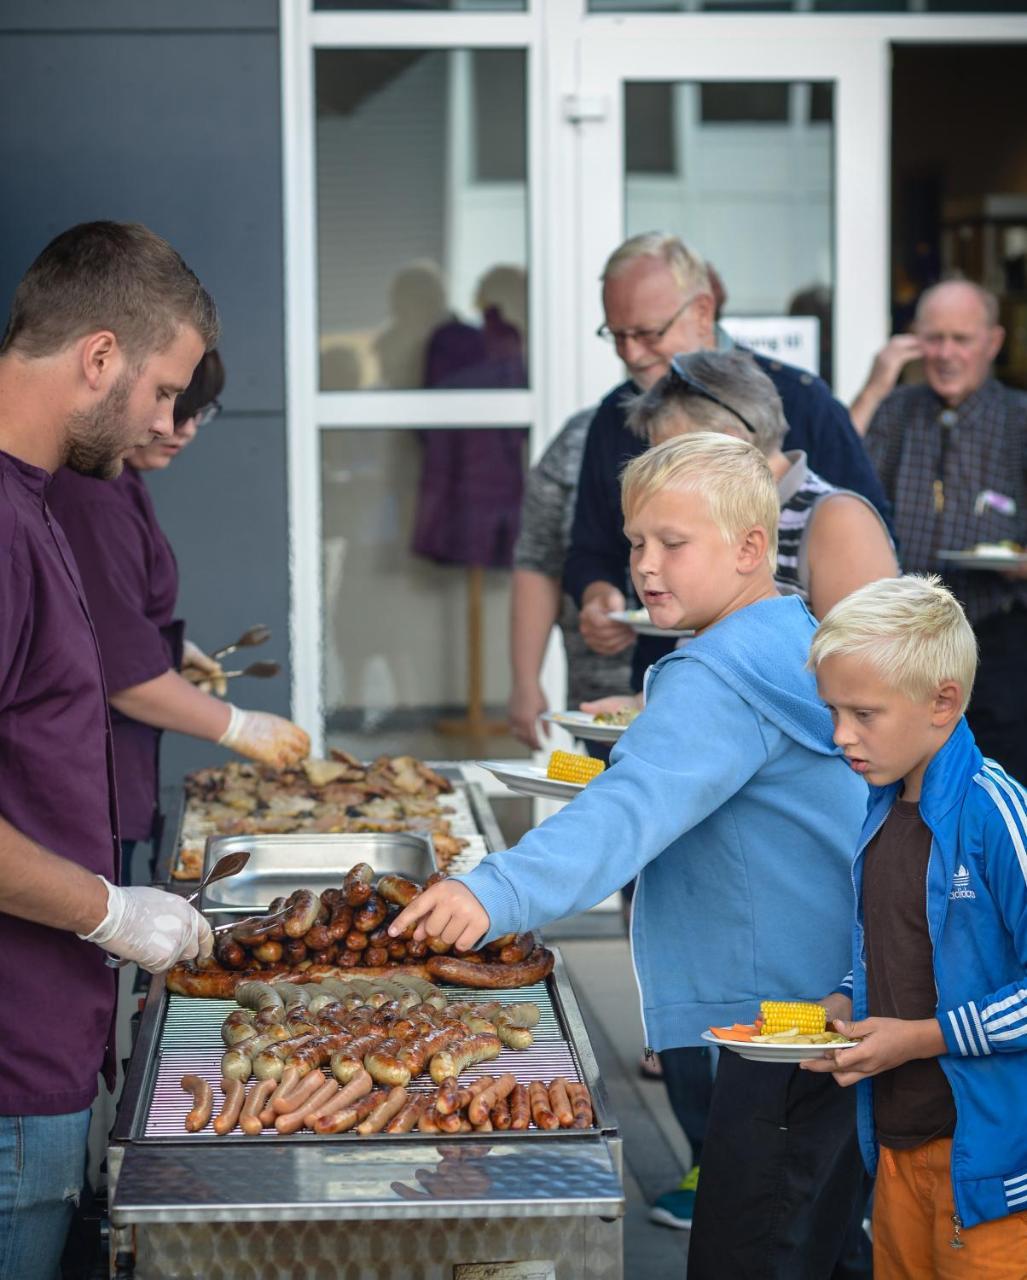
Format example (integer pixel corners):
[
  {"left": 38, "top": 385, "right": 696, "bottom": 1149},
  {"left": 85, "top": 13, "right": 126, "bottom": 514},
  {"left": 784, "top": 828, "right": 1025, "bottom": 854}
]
[
  {"left": 573, "top": 12, "right": 1027, "bottom": 409},
  {"left": 281, "top": 3, "right": 1027, "bottom": 747}
]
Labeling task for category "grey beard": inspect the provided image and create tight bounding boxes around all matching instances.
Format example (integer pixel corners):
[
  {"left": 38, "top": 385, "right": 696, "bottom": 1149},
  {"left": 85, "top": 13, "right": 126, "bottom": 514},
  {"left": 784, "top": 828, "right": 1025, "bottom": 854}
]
[{"left": 64, "top": 375, "right": 134, "bottom": 479}]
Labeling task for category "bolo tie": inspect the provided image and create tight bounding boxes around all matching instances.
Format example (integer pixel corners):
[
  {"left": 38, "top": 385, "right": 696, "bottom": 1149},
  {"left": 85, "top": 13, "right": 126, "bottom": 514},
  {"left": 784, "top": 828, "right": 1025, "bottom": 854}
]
[{"left": 933, "top": 409, "right": 959, "bottom": 514}]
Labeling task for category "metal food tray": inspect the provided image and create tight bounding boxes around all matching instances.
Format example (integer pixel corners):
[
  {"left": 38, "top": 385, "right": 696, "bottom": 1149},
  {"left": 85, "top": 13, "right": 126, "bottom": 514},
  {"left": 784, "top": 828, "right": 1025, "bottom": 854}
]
[
  {"left": 144, "top": 981, "right": 591, "bottom": 1141},
  {"left": 159, "top": 768, "right": 503, "bottom": 887},
  {"left": 199, "top": 831, "right": 435, "bottom": 911},
  {"left": 109, "top": 949, "right": 624, "bottom": 1227}
]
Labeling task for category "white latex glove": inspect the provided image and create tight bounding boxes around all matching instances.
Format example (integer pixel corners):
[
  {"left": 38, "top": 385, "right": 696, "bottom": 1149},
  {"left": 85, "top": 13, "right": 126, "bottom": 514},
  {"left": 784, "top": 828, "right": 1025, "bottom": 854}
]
[
  {"left": 218, "top": 703, "right": 310, "bottom": 768},
  {"left": 180, "top": 639, "right": 227, "bottom": 697},
  {"left": 79, "top": 878, "right": 213, "bottom": 973}
]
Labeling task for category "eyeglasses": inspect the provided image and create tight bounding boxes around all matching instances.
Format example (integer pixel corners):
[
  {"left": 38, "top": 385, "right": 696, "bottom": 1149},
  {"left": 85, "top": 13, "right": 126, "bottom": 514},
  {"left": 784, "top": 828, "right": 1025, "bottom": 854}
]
[
  {"left": 174, "top": 398, "right": 222, "bottom": 430},
  {"left": 596, "top": 294, "right": 699, "bottom": 347},
  {"left": 667, "top": 353, "right": 757, "bottom": 437}
]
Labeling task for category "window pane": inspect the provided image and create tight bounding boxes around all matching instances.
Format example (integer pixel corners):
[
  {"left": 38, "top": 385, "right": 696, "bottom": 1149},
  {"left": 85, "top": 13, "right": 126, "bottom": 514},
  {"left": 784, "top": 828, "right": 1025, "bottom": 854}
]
[
  {"left": 625, "top": 81, "right": 835, "bottom": 383},
  {"left": 321, "top": 428, "right": 530, "bottom": 760},
  {"left": 316, "top": 49, "right": 529, "bottom": 390}
]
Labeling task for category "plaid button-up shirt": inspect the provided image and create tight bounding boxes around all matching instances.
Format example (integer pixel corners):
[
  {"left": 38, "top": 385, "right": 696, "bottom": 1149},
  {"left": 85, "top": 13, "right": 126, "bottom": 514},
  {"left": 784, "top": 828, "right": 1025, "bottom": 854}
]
[{"left": 866, "top": 377, "right": 1027, "bottom": 624}]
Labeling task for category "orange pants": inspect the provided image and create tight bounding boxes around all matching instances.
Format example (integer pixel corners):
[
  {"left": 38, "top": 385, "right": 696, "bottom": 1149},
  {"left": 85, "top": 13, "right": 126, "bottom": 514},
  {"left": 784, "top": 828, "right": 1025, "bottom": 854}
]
[{"left": 873, "top": 1139, "right": 1027, "bottom": 1279}]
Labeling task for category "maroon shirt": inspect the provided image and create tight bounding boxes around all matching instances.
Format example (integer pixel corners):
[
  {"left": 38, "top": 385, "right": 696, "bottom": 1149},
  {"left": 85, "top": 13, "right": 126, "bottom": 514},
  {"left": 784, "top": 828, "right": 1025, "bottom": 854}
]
[
  {"left": 48, "top": 466, "right": 182, "bottom": 840},
  {"left": 0, "top": 449, "right": 119, "bottom": 1114}
]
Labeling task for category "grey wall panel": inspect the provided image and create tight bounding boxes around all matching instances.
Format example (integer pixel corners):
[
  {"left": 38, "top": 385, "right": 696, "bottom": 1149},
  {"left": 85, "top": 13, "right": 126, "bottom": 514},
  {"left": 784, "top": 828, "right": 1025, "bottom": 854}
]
[
  {"left": 0, "top": 30, "right": 284, "bottom": 412},
  {"left": 149, "top": 410, "right": 292, "bottom": 786},
  {"left": 0, "top": 6, "right": 293, "bottom": 794},
  {"left": 0, "top": 1, "right": 276, "bottom": 32}
]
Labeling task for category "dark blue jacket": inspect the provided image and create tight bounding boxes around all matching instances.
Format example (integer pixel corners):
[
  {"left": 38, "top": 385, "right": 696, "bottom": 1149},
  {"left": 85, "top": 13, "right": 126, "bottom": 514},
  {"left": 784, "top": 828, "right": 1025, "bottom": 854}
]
[{"left": 564, "top": 355, "right": 892, "bottom": 690}]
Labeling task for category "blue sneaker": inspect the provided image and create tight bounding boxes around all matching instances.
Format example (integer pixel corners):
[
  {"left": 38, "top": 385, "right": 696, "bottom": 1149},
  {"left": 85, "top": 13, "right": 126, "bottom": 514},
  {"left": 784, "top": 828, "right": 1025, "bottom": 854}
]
[{"left": 649, "top": 1165, "right": 699, "bottom": 1230}]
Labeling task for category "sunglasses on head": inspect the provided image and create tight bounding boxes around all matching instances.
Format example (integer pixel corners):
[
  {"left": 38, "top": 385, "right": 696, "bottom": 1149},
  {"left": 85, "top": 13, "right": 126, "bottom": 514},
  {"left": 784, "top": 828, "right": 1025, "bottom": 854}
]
[
  {"left": 668, "top": 354, "right": 757, "bottom": 437},
  {"left": 174, "top": 398, "right": 222, "bottom": 430}
]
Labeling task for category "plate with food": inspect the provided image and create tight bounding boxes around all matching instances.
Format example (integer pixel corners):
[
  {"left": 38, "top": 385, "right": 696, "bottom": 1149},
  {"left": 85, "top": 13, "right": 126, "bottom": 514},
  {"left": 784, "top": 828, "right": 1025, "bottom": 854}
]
[
  {"left": 479, "top": 751, "right": 606, "bottom": 801},
  {"left": 608, "top": 608, "right": 693, "bottom": 639},
  {"left": 939, "top": 542, "right": 1027, "bottom": 572},
  {"left": 541, "top": 708, "right": 639, "bottom": 743},
  {"left": 702, "top": 1001, "right": 858, "bottom": 1063}
]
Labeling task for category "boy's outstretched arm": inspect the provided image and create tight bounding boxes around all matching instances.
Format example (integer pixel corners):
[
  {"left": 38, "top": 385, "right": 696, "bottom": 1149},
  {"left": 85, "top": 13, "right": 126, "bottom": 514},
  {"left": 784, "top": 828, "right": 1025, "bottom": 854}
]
[{"left": 390, "top": 881, "right": 490, "bottom": 951}]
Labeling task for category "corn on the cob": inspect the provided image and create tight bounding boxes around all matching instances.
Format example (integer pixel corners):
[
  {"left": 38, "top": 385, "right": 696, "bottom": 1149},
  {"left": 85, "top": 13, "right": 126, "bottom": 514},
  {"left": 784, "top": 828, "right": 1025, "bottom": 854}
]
[
  {"left": 546, "top": 751, "right": 605, "bottom": 785},
  {"left": 759, "top": 1001, "right": 826, "bottom": 1037}
]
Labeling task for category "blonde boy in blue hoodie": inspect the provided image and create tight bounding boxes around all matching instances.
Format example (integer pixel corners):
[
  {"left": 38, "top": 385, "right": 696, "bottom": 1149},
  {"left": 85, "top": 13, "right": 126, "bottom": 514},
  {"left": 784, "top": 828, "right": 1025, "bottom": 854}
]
[{"left": 392, "top": 433, "right": 871, "bottom": 1278}]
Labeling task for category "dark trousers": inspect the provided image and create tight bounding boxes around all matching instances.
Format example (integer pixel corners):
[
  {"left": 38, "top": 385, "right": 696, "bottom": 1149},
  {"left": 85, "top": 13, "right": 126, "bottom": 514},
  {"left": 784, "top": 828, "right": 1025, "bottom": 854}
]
[
  {"left": 657, "top": 1045, "right": 712, "bottom": 1165},
  {"left": 969, "top": 604, "right": 1027, "bottom": 782},
  {"left": 687, "top": 1050, "right": 872, "bottom": 1280}
]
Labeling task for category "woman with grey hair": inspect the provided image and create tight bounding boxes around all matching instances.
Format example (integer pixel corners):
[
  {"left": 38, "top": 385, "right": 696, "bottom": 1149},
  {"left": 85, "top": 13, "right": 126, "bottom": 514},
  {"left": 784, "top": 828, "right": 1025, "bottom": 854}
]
[{"left": 626, "top": 348, "right": 898, "bottom": 619}]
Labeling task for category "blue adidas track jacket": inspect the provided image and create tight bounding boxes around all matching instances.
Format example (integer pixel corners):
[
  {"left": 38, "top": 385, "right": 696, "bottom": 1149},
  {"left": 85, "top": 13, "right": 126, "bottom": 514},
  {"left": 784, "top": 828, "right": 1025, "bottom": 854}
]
[{"left": 841, "top": 718, "right": 1027, "bottom": 1229}]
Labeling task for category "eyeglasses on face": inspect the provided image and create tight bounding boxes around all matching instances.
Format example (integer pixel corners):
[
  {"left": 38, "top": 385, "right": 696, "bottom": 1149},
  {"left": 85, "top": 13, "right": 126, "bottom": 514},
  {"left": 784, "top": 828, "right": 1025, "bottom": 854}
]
[
  {"left": 667, "top": 354, "right": 757, "bottom": 437},
  {"left": 596, "top": 294, "right": 700, "bottom": 348},
  {"left": 174, "top": 398, "right": 222, "bottom": 430}
]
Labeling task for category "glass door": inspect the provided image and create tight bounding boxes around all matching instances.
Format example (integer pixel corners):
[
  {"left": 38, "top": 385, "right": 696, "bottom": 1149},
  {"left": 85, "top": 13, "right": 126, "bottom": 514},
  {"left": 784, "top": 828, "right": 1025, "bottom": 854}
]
[{"left": 574, "top": 16, "right": 891, "bottom": 404}]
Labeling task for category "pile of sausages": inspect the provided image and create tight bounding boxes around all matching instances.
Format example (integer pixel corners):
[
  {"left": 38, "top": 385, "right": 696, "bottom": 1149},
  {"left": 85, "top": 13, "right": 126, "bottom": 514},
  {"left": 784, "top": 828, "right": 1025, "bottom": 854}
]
[
  {"left": 169, "top": 865, "right": 554, "bottom": 993},
  {"left": 180, "top": 1070, "right": 594, "bottom": 1138},
  {"left": 218, "top": 975, "right": 539, "bottom": 1091}
]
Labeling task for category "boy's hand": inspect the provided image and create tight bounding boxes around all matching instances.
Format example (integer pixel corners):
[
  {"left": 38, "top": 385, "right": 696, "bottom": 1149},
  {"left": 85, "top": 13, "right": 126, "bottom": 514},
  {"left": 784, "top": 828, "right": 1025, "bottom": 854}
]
[
  {"left": 800, "top": 1015, "right": 945, "bottom": 1087},
  {"left": 820, "top": 992, "right": 852, "bottom": 1025},
  {"left": 388, "top": 881, "right": 490, "bottom": 953}
]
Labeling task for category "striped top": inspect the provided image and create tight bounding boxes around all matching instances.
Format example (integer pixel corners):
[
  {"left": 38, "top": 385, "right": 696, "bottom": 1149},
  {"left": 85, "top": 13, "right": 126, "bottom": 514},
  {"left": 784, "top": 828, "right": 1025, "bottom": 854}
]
[{"left": 774, "top": 452, "right": 891, "bottom": 604}]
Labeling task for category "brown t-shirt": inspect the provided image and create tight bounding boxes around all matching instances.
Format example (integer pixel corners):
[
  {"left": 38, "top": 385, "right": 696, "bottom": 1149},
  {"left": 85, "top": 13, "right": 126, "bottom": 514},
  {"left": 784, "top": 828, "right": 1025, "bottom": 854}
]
[{"left": 863, "top": 798, "right": 956, "bottom": 1149}]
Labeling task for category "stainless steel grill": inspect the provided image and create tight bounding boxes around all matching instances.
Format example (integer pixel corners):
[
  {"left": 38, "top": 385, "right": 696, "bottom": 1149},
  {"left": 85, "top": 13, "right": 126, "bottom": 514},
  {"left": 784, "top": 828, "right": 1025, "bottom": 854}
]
[{"left": 144, "top": 981, "right": 590, "bottom": 1140}]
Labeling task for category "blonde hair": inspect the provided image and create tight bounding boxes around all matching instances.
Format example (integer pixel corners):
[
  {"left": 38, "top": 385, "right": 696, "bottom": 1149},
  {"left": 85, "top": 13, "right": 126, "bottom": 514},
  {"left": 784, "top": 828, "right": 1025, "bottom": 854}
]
[
  {"left": 808, "top": 575, "right": 978, "bottom": 711},
  {"left": 602, "top": 231, "right": 711, "bottom": 298},
  {"left": 621, "top": 433, "right": 779, "bottom": 571}
]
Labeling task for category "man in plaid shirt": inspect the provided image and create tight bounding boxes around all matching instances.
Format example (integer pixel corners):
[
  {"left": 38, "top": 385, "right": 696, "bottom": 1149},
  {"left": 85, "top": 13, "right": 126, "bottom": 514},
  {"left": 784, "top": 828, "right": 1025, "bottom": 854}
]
[{"left": 865, "top": 280, "right": 1027, "bottom": 776}]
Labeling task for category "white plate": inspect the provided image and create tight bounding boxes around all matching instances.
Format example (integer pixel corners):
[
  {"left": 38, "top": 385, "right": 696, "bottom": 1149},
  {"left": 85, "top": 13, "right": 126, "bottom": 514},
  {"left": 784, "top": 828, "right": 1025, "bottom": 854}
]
[
  {"left": 608, "top": 609, "right": 692, "bottom": 639},
  {"left": 939, "top": 549, "right": 1027, "bottom": 572},
  {"left": 478, "top": 760, "right": 584, "bottom": 801},
  {"left": 701, "top": 1029, "right": 857, "bottom": 1063},
  {"left": 542, "top": 710, "right": 627, "bottom": 744}
]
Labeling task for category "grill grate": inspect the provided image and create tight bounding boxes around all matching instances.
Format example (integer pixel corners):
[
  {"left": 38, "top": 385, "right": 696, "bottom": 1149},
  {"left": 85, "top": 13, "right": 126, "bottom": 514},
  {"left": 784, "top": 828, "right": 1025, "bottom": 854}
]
[{"left": 145, "top": 982, "right": 587, "bottom": 1140}]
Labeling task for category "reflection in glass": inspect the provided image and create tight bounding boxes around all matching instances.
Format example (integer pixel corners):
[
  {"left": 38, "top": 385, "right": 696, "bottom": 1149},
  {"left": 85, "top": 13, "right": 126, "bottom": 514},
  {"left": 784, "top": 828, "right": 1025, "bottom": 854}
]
[
  {"left": 316, "top": 49, "right": 528, "bottom": 390},
  {"left": 625, "top": 80, "right": 834, "bottom": 382},
  {"left": 321, "top": 429, "right": 528, "bottom": 759}
]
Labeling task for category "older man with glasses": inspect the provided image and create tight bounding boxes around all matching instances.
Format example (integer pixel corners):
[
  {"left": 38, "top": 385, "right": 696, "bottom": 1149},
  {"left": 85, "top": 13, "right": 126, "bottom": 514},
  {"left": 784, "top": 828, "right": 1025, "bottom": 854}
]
[{"left": 568, "top": 231, "right": 890, "bottom": 692}]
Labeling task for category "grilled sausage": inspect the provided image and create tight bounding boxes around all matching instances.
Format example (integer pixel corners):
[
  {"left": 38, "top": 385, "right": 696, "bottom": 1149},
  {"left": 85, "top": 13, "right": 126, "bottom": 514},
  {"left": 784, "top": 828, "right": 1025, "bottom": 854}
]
[
  {"left": 271, "top": 1067, "right": 328, "bottom": 1116},
  {"left": 364, "top": 1038, "right": 411, "bottom": 1088},
  {"left": 375, "top": 874, "right": 421, "bottom": 909},
  {"left": 428, "top": 1033, "right": 502, "bottom": 1084},
  {"left": 529, "top": 1081, "right": 559, "bottom": 1130},
  {"left": 468, "top": 1073, "right": 517, "bottom": 1127},
  {"left": 276, "top": 1077, "right": 338, "bottom": 1133},
  {"left": 385, "top": 1093, "right": 425, "bottom": 1134},
  {"left": 313, "top": 1089, "right": 383, "bottom": 1134},
  {"left": 547, "top": 1077, "right": 574, "bottom": 1129},
  {"left": 239, "top": 1078, "right": 277, "bottom": 1134},
  {"left": 220, "top": 1008, "right": 257, "bottom": 1046},
  {"left": 498, "top": 933, "right": 534, "bottom": 966},
  {"left": 306, "top": 1069, "right": 373, "bottom": 1125},
  {"left": 213, "top": 1077, "right": 246, "bottom": 1135},
  {"left": 181, "top": 1074, "right": 213, "bottom": 1132},
  {"left": 343, "top": 862, "right": 375, "bottom": 907},
  {"left": 509, "top": 1083, "right": 530, "bottom": 1130},
  {"left": 283, "top": 889, "right": 321, "bottom": 938},
  {"left": 354, "top": 893, "right": 388, "bottom": 934},
  {"left": 426, "top": 946, "right": 554, "bottom": 990},
  {"left": 566, "top": 1081, "right": 594, "bottom": 1129},
  {"left": 490, "top": 1095, "right": 512, "bottom": 1130},
  {"left": 252, "top": 940, "right": 284, "bottom": 964},
  {"left": 330, "top": 1028, "right": 391, "bottom": 1084},
  {"left": 395, "top": 1024, "right": 464, "bottom": 1078},
  {"left": 356, "top": 1086, "right": 408, "bottom": 1134}
]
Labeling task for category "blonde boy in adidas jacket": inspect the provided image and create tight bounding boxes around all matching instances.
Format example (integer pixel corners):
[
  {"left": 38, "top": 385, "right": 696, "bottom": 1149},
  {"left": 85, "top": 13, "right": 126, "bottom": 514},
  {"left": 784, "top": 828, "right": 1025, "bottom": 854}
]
[{"left": 806, "top": 575, "right": 1027, "bottom": 1278}]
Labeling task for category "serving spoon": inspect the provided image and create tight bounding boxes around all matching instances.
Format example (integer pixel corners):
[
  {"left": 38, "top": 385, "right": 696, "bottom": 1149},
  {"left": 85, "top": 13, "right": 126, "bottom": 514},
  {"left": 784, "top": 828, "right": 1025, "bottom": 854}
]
[
  {"left": 105, "top": 849, "right": 251, "bottom": 968},
  {"left": 212, "top": 624, "right": 271, "bottom": 662}
]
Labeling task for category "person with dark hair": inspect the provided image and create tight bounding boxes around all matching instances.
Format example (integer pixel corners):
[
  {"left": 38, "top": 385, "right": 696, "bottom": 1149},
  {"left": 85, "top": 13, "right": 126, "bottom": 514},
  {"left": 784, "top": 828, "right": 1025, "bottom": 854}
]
[
  {"left": 47, "top": 350, "right": 308, "bottom": 882},
  {"left": 0, "top": 223, "right": 229, "bottom": 1277}
]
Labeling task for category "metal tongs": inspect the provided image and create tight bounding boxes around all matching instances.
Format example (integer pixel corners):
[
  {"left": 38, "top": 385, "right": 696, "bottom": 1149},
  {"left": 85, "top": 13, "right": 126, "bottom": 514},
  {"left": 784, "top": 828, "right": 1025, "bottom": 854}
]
[
  {"left": 212, "top": 624, "right": 271, "bottom": 662},
  {"left": 105, "top": 849, "right": 251, "bottom": 968}
]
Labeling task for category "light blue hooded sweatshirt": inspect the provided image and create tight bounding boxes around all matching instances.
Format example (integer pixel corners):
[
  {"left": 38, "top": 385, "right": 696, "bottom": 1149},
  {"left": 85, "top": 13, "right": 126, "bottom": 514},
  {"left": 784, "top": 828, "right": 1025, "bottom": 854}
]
[{"left": 457, "top": 595, "right": 867, "bottom": 1050}]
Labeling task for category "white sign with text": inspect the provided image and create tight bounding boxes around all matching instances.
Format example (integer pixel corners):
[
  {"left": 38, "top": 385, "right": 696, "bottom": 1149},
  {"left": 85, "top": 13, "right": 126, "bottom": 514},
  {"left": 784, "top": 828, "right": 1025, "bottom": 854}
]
[{"left": 721, "top": 315, "right": 820, "bottom": 376}]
